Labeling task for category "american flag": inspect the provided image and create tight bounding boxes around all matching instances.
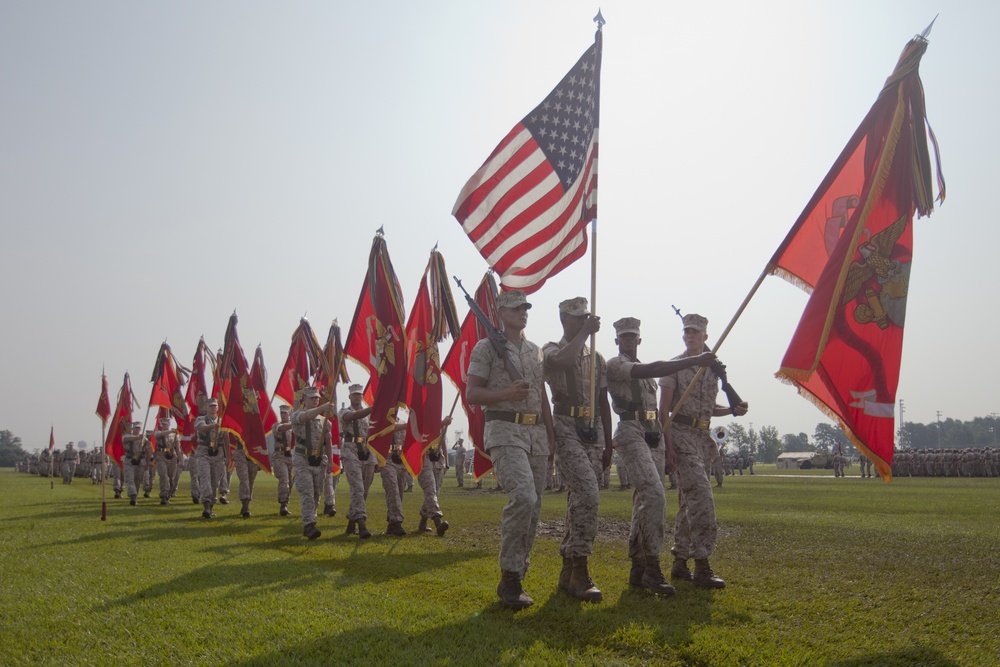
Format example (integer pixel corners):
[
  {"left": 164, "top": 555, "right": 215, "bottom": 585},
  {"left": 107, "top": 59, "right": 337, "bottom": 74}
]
[{"left": 453, "top": 28, "right": 602, "bottom": 294}]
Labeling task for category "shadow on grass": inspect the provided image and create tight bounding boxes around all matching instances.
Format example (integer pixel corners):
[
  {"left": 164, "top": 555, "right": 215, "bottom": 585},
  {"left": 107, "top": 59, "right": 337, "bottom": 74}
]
[
  {"left": 221, "top": 584, "right": 718, "bottom": 666},
  {"left": 827, "top": 647, "right": 961, "bottom": 667},
  {"left": 96, "top": 536, "right": 488, "bottom": 610}
]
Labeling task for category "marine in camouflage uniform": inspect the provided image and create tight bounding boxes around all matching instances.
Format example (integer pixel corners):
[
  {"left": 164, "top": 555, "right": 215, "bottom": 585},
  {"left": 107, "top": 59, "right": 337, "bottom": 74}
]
[
  {"left": 607, "top": 317, "right": 715, "bottom": 596},
  {"left": 122, "top": 423, "right": 152, "bottom": 505},
  {"left": 291, "top": 386, "right": 335, "bottom": 539},
  {"left": 140, "top": 433, "right": 156, "bottom": 498},
  {"left": 381, "top": 425, "right": 409, "bottom": 535},
  {"left": 417, "top": 417, "right": 452, "bottom": 536},
  {"left": 452, "top": 437, "right": 467, "bottom": 488},
  {"left": 194, "top": 400, "right": 231, "bottom": 518},
  {"left": 543, "top": 296, "right": 612, "bottom": 602},
  {"left": 61, "top": 442, "right": 79, "bottom": 484},
  {"left": 233, "top": 438, "right": 261, "bottom": 518},
  {"left": 339, "top": 384, "right": 374, "bottom": 539},
  {"left": 153, "top": 418, "right": 182, "bottom": 504},
  {"left": 659, "top": 313, "right": 748, "bottom": 589},
  {"left": 467, "top": 289, "right": 554, "bottom": 610},
  {"left": 271, "top": 405, "right": 295, "bottom": 516}
]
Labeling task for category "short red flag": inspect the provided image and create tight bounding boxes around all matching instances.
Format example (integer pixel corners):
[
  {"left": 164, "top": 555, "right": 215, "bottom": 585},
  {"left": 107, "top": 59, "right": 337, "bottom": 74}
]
[
  {"left": 149, "top": 342, "right": 191, "bottom": 449},
  {"left": 48, "top": 425, "right": 54, "bottom": 451},
  {"left": 181, "top": 338, "right": 215, "bottom": 455},
  {"left": 273, "top": 318, "right": 325, "bottom": 410},
  {"left": 401, "top": 249, "right": 461, "bottom": 476},
  {"left": 105, "top": 372, "right": 139, "bottom": 470},
  {"left": 452, "top": 26, "right": 602, "bottom": 294},
  {"left": 314, "top": 321, "right": 349, "bottom": 475},
  {"left": 96, "top": 374, "right": 112, "bottom": 427},
  {"left": 771, "top": 34, "right": 944, "bottom": 481},
  {"left": 247, "top": 345, "right": 276, "bottom": 474},
  {"left": 344, "top": 233, "right": 407, "bottom": 464},
  {"left": 441, "top": 272, "right": 500, "bottom": 480},
  {"left": 218, "top": 314, "right": 271, "bottom": 474}
]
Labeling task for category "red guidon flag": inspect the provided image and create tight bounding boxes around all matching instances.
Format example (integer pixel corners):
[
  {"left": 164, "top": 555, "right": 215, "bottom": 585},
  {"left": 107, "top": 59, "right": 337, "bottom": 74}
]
[
  {"left": 105, "top": 372, "right": 139, "bottom": 470},
  {"left": 182, "top": 338, "right": 215, "bottom": 456},
  {"left": 248, "top": 345, "right": 276, "bottom": 474},
  {"left": 96, "top": 372, "right": 112, "bottom": 428},
  {"left": 273, "top": 318, "right": 325, "bottom": 410},
  {"left": 315, "top": 321, "right": 349, "bottom": 475},
  {"left": 441, "top": 272, "right": 500, "bottom": 481},
  {"left": 452, "top": 23, "right": 602, "bottom": 294},
  {"left": 771, "top": 31, "right": 944, "bottom": 481},
  {"left": 218, "top": 314, "right": 271, "bottom": 473},
  {"left": 402, "top": 249, "right": 461, "bottom": 476},
  {"left": 345, "top": 232, "right": 407, "bottom": 464},
  {"left": 48, "top": 425, "right": 54, "bottom": 451},
  {"left": 148, "top": 342, "right": 191, "bottom": 451}
]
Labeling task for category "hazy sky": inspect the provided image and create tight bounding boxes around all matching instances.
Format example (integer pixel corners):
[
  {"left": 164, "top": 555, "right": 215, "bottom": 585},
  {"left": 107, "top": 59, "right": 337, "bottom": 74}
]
[{"left": 2, "top": 1, "right": 994, "bottom": 452}]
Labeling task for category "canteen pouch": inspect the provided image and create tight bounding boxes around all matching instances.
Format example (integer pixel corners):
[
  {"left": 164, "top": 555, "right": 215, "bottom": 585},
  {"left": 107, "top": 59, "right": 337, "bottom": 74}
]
[
  {"left": 207, "top": 447, "right": 219, "bottom": 457},
  {"left": 356, "top": 444, "right": 370, "bottom": 461},
  {"left": 644, "top": 432, "right": 662, "bottom": 448},
  {"left": 130, "top": 458, "right": 142, "bottom": 465},
  {"left": 391, "top": 452, "right": 402, "bottom": 465},
  {"left": 428, "top": 449, "right": 440, "bottom": 462},
  {"left": 308, "top": 455, "right": 323, "bottom": 467},
  {"left": 165, "top": 452, "right": 174, "bottom": 460}
]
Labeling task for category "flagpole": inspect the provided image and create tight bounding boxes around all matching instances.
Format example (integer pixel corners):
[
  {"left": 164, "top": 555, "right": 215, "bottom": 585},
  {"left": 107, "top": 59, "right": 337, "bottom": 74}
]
[
  {"left": 100, "top": 420, "right": 107, "bottom": 521},
  {"left": 447, "top": 392, "right": 461, "bottom": 419},
  {"left": 665, "top": 267, "right": 768, "bottom": 426},
  {"left": 588, "top": 218, "right": 599, "bottom": 432},
  {"left": 48, "top": 426, "right": 54, "bottom": 490}
]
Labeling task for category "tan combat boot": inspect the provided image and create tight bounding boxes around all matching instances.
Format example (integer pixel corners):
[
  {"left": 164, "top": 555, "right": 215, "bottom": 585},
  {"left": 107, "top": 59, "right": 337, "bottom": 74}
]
[
  {"left": 497, "top": 570, "right": 534, "bottom": 609},
  {"left": 418, "top": 517, "right": 432, "bottom": 532},
  {"left": 433, "top": 516, "right": 449, "bottom": 536},
  {"left": 357, "top": 519, "right": 372, "bottom": 539},
  {"left": 567, "top": 556, "right": 602, "bottom": 602},
  {"left": 558, "top": 556, "right": 573, "bottom": 592},
  {"left": 670, "top": 556, "right": 693, "bottom": 582},
  {"left": 693, "top": 559, "right": 726, "bottom": 589},
  {"left": 640, "top": 557, "right": 676, "bottom": 596},
  {"left": 387, "top": 521, "right": 407, "bottom": 536},
  {"left": 344, "top": 519, "right": 357, "bottom": 535},
  {"left": 628, "top": 557, "right": 645, "bottom": 587},
  {"left": 303, "top": 522, "right": 321, "bottom": 540}
]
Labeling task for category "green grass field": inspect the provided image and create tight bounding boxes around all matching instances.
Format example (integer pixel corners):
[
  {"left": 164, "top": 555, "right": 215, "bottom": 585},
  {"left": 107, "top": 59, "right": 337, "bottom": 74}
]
[{"left": 1, "top": 466, "right": 997, "bottom": 667}]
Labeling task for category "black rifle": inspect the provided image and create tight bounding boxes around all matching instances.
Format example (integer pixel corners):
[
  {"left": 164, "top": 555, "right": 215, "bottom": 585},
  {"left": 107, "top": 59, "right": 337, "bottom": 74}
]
[
  {"left": 671, "top": 305, "right": 744, "bottom": 411},
  {"left": 454, "top": 277, "right": 524, "bottom": 383}
]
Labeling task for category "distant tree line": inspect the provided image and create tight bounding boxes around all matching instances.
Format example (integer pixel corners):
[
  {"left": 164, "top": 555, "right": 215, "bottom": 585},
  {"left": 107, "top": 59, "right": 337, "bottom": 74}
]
[
  {"left": 0, "top": 430, "right": 30, "bottom": 467},
  {"left": 715, "top": 415, "right": 1000, "bottom": 464}
]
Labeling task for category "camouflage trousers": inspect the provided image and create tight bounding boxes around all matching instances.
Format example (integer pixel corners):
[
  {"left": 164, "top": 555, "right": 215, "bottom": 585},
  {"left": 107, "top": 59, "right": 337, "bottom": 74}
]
[
  {"left": 455, "top": 456, "right": 466, "bottom": 487},
  {"left": 142, "top": 462, "right": 154, "bottom": 494},
  {"left": 380, "top": 458, "right": 406, "bottom": 523},
  {"left": 323, "top": 470, "right": 340, "bottom": 510},
  {"left": 111, "top": 463, "right": 123, "bottom": 493},
  {"left": 61, "top": 462, "right": 76, "bottom": 484},
  {"left": 272, "top": 453, "right": 293, "bottom": 504},
  {"left": 340, "top": 441, "right": 369, "bottom": 522},
  {"left": 188, "top": 459, "right": 200, "bottom": 499},
  {"left": 362, "top": 458, "right": 377, "bottom": 498},
  {"left": 156, "top": 455, "right": 178, "bottom": 500},
  {"left": 292, "top": 452, "right": 325, "bottom": 526},
  {"left": 418, "top": 453, "right": 443, "bottom": 520},
  {"left": 489, "top": 445, "right": 548, "bottom": 577},
  {"left": 234, "top": 447, "right": 259, "bottom": 501},
  {"left": 554, "top": 425, "right": 603, "bottom": 559},
  {"left": 196, "top": 451, "right": 226, "bottom": 506},
  {"left": 124, "top": 460, "right": 143, "bottom": 498},
  {"left": 614, "top": 433, "right": 666, "bottom": 560},
  {"left": 671, "top": 426, "right": 719, "bottom": 561}
]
